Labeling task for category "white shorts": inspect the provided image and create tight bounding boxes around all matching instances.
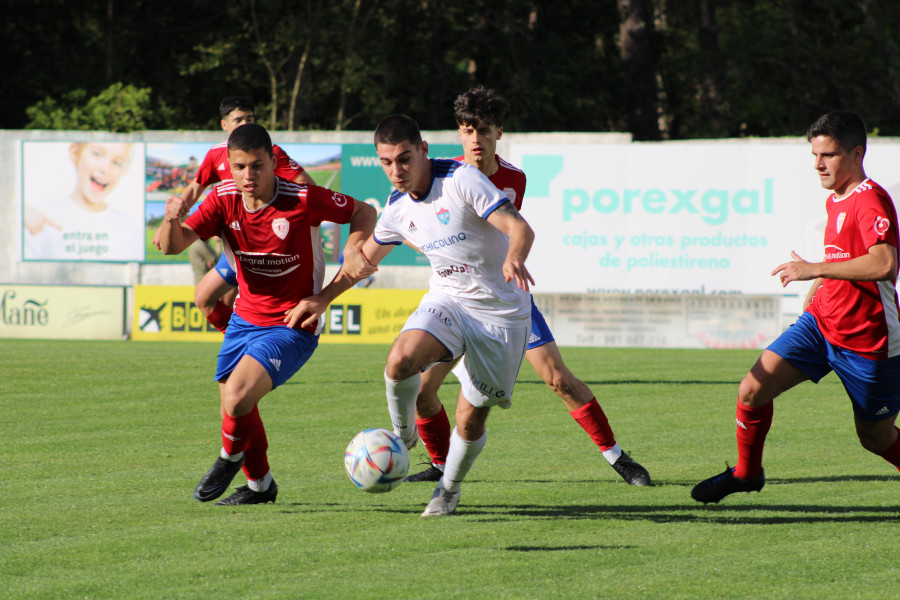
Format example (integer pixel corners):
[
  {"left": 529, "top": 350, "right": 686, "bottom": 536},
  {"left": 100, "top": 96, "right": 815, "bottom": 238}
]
[{"left": 401, "top": 292, "right": 529, "bottom": 408}]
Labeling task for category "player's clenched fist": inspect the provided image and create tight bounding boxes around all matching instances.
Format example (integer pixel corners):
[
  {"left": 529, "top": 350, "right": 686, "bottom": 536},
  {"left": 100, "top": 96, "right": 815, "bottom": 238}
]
[{"left": 165, "top": 195, "right": 188, "bottom": 220}]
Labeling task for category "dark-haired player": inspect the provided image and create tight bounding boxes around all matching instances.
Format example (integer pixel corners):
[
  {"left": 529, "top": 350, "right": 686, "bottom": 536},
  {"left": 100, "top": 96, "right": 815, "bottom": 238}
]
[
  {"left": 405, "top": 87, "right": 651, "bottom": 487},
  {"left": 159, "top": 123, "right": 376, "bottom": 505},
  {"left": 156, "top": 96, "right": 316, "bottom": 333},
  {"left": 692, "top": 110, "right": 900, "bottom": 503}
]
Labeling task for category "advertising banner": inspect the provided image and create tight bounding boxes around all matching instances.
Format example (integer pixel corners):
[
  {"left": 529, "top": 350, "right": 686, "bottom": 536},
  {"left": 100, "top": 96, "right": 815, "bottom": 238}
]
[
  {"left": 0, "top": 285, "right": 125, "bottom": 340},
  {"left": 318, "top": 288, "right": 426, "bottom": 344},
  {"left": 534, "top": 293, "right": 781, "bottom": 349},
  {"left": 512, "top": 141, "right": 900, "bottom": 308},
  {"left": 22, "top": 142, "right": 147, "bottom": 262},
  {"left": 133, "top": 285, "right": 425, "bottom": 344},
  {"left": 132, "top": 285, "right": 221, "bottom": 341}
]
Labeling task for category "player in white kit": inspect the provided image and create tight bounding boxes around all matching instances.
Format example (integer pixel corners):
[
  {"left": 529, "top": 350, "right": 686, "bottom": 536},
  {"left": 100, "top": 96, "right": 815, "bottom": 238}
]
[{"left": 303, "top": 115, "right": 535, "bottom": 516}]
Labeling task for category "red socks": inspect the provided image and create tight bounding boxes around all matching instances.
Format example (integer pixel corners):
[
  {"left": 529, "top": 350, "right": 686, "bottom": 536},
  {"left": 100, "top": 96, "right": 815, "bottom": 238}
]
[
  {"left": 206, "top": 301, "right": 233, "bottom": 333},
  {"left": 416, "top": 405, "right": 451, "bottom": 466},
  {"left": 878, "top": 427, "right": 900, "bottom": 471},
  {"left": 733, "top": 400, "right": 773, "bottom": 480},
  {"left": 221, "top": 406, "right": 270, "bottom": 480},
  {"left": 570, "top": 398, "right": 616, "bottom": 451}
]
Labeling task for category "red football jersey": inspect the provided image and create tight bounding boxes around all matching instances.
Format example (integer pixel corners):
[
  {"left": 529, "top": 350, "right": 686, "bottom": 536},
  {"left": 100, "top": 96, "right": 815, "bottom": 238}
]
[
  {"left": 806, "top": 179, "right": 900, "bottom": 358},
  {"left": 185, "top": 178, "right": 355, "bottom": 332},
  {"left": 454, "top": 154, "right": 527, "bottom": 210},
  {"left": 194, "top": 142, "right": 305, "bottom": 188}
]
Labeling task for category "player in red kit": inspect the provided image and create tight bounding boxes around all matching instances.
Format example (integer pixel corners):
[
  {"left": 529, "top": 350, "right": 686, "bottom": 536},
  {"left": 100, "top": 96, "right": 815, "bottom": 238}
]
[
  {"left": 693, "top": 110, "right": 900, "bottom": 503},
  {"left": 156, "top": 96, "right": 316, "bottom": 333},
  {"left": 159, "top": 123, "right": 376, "bottom": 505},
  {"left": 405, "top": 86, "right": 651, "bottom": 486}
]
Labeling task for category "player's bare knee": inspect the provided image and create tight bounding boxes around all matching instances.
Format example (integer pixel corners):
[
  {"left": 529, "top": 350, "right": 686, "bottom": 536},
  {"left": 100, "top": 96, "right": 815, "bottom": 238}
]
[{"left": 385, "top": 350, "right": 420, "bottom": 381}]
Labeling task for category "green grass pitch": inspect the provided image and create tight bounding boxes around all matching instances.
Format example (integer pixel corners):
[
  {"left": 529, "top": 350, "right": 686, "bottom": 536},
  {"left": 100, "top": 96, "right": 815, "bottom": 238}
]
[{"left": 2, "top": 339, "right": 897, "bottom": 599}]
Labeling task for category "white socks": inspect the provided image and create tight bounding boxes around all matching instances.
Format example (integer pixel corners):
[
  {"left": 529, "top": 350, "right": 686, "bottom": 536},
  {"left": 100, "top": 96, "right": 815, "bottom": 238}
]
[
  {"left": 220, "top": 448, "right": 244, "bottom": 462},
  {"left": 384, "top": 370, "right": 421, "bottom": 448},
  {"left": 248, "top": 470, "right": 273, "bottom": 492},
  {"left": 442, "top": 427, "right": 487, "bottom": 493},
  {"left": 602, "top": 443, "right": 623, "bottom": 466}
]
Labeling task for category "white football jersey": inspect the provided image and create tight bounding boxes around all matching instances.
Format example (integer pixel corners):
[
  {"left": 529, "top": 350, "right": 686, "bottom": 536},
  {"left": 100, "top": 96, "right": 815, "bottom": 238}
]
[{"left": 375, "top": 159, "right": 530, "bottom": 325}]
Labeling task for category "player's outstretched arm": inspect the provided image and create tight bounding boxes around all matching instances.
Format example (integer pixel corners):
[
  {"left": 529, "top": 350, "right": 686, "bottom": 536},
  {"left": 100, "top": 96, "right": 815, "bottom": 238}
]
[
  {"left": 159, "top": 195, "right": 199, "bottom": 255},
  {"left": 772, "top": 244, "right": 898, "bottom": 287},
  {"left": 486, "top": 201, "right": 536, "bottom": 291},
  {"left": 284, "top": 202, "right": 384, "bottom": 330}
]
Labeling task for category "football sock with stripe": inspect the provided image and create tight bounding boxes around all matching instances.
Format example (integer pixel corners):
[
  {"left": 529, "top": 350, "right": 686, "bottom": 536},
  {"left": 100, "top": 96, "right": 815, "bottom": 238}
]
[
  {"left": 733, "top": 400, "right": 773, "bottom": 480},
  {"left": 221, "top": 405, "right": 262, "bottom": 458}
]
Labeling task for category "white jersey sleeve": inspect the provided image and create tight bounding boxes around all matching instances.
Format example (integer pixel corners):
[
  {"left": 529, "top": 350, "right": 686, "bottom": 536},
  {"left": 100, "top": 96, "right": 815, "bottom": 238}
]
[{"left": 376, "top": 160, "right": 530, "bottom": 325}]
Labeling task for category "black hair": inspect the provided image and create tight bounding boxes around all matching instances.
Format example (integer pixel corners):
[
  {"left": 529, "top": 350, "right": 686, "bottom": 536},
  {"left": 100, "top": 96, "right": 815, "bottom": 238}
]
[
  {"left": 227, "top": 122, "right": 273, "bottom": 157},
  {"left": 374, "top": 114, "right": 423, "bottom": 146},
  {"left": 453, "top": 86, "right": 509, "bottom": 128},
  {"left": 806, "top": 110, "right": 867, "bottom": 155},
  {"left": 219, "top": 96, "right": 255, "bottom": 119}
]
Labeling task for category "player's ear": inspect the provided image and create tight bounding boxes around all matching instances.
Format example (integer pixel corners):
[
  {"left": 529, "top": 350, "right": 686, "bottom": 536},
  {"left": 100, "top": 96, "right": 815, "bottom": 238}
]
[
  {"left": 420, "top": 140, "right": 429, "bottom": 157},
  {"left": 497, "top": 127, "right": 503, "bottom": 140}
]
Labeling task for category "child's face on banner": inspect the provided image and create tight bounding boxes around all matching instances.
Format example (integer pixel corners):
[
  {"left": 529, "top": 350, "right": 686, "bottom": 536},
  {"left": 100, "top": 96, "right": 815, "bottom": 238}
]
[{"left": 70, "top": 142, "right": 132, "bottom": 208}]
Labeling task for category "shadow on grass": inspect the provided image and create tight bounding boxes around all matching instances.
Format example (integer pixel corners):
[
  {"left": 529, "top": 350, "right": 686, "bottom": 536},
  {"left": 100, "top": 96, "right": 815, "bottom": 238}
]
[
  {"left": 280, "top": 499, "right": 899, "bottom": 524},
  {"left": 505, "top": 544, "right": 636, "bottom": 552},
  {"left": 516, "top": 378, "right": 736, "bottom": 387}
]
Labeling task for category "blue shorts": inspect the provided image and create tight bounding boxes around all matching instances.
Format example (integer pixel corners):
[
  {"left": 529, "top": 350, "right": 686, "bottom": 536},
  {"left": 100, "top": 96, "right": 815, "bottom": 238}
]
[
  {"left": 527, "top": 298, "right": 555, "bottom": 350},
  {"left": 768, "top": 311, "right": 900, "bottom": 421},
  {"left": 216, "top": 314, "right": 318, "bottom": 389},
  {"left": 214, "top": 253, "right": 238, "bottom": 287}
]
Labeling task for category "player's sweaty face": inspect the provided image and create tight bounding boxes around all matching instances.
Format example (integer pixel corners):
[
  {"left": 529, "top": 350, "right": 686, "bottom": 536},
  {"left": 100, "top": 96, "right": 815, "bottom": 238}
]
[
  {"left": 377, "top": 141, "right": 430, "bottom": 198},
  {"left": 229, "top": 147, "right": 275, "bottom": 200}
]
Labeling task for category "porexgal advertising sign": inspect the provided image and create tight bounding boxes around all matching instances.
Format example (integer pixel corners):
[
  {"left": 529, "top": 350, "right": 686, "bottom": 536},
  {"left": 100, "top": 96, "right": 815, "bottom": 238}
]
[{"left": 511, "top": 141, "right": 831, "bottom": 297}]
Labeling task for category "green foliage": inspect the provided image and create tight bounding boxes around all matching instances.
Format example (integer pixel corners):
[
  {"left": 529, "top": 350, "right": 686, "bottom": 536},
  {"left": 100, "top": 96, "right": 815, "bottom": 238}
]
[
  {"left": 25, "top": 83, "right": 176, "bottom": 132},
  {"left": 3, "top": 340, "right": 899, "bottom": 599}
]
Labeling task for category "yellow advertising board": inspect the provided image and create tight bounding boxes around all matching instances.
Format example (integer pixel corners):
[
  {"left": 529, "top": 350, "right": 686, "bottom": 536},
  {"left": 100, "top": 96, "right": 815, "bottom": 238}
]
[
  {"left": 0, "top": 284, "right": 125, "bottom": 340},
  {"left": 133, "top": 285, "right": 222, "bottom": 341},
  {"left": 318, "top": 288, "right": 426, "bottom": 344},
  {"left": 133, "top": 285, "right": 425, "bottom": 344}
]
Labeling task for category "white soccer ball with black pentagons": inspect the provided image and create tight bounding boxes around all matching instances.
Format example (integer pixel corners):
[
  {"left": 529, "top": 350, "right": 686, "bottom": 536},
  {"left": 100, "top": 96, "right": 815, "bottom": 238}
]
[{"left": 344, "top": 428, "right": 410, "bottom": 493}]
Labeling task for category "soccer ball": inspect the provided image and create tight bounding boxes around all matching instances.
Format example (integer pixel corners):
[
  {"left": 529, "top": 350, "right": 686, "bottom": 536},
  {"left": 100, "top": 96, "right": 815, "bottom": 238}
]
[{"left": 344, "top": 428, "right": 410, "bottom": 493}]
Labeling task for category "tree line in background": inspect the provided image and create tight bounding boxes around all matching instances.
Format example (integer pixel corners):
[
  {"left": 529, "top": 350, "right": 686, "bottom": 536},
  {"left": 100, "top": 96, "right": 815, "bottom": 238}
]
[{"left": 7, "top": 0, "right": 900, "bottom": 139}]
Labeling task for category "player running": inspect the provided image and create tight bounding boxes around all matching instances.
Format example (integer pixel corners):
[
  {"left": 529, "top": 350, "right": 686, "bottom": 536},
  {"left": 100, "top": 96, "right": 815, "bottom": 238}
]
[
  {"left": 404, "top": 87, "right": 651, "bottom": 487},
  {"left": 159, "top": 123, "right": 376, "bottom": 505},
  {"left": 302, "top": 114, "right": 535, "bottom": 516},
  {"left": 692, "top": 110, "right": 900, "bottom": 503},
  {"left": 155, "top": 96, "right": 316, "bottom": 333}
]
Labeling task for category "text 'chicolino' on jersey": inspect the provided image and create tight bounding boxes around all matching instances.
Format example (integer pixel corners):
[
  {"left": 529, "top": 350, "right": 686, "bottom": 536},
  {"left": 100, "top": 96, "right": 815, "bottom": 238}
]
[
  {"left": 806, "top": 179, "right": 900, "bottom": 358},
  {"left": 185, "top": 177, "right": 356, "bottom": 332},
  {"left": 194, "top": 142, "right": 305, "bottom": 188},
  {"left": 374, "top": 159, "right": 531, "bottom": 325}
]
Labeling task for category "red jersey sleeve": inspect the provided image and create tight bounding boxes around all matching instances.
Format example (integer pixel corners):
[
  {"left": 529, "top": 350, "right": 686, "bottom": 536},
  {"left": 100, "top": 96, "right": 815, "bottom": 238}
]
[
  {"left": 305, "top": 185, "right": 356, "bottom": 225},
  {"left": 184, "top": 188, "right": 226, "bottom": 240},
  {"left": 273, "top": 145, "right": 306, "bottom": 182},
  {"left": 194, "top": 144, "right": 228, "bottom": 187},
  {"left": 854, "top": 191, "right": 898, "bottom": 251}
]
